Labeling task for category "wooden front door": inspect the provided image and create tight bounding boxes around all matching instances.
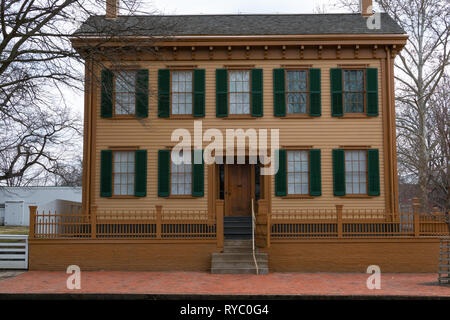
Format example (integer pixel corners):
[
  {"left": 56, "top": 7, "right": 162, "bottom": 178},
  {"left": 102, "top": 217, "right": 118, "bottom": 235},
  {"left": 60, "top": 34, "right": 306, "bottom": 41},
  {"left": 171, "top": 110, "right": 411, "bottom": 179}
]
[{"left": 226, "top": 164, "right": 252, "bottom": 216}]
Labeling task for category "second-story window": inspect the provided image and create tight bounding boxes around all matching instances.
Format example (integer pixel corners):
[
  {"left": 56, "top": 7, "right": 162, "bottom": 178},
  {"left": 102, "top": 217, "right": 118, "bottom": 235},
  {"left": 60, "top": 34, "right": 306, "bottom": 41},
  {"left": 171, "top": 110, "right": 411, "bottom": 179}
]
[
  {"left": 286, "top": 70, "right": 308, "bottom": 114},
  {"left": 343, "top": 70, "right": 365, "bottom": 113},
  {"left": 114, "top": 71, "right": 137, "bottom": 115},
  {"left": 229, "top": 70, "right": 250, "bottom": 115},
  {"left": 171, "top": 71, "right": 193, "bottom": 115}
]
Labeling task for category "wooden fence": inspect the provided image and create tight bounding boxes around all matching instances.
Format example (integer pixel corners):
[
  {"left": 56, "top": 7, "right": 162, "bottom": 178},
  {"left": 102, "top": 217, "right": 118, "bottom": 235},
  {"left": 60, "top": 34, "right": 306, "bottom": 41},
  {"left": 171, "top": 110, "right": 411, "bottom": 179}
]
[
  {"left": 30, "top": 205, "right": 216, "bottom": 240},
  {"left": 29, "top": 203, "right": 449, "bottom": 243},
  {"left": 0, "top": 235, "right": 28, "bottom": 269}
]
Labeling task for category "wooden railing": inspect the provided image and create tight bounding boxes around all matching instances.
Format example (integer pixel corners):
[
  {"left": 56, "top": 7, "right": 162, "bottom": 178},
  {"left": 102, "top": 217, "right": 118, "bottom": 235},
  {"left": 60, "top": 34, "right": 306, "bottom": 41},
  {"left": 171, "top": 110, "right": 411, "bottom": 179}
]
[
  {"left": 29, "top": 206, "right": 216, "bottom": 240},
  {"left": 29, "top": 201, "right": 449, "bottom": 243},
  {"left": 271, "top": 205, "right": 449, "bottom": 240}
]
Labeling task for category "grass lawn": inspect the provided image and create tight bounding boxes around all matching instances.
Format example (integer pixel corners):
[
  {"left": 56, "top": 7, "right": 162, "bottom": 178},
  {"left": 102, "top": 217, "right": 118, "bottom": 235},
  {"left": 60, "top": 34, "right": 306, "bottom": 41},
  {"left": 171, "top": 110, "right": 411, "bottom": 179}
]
[{"left": 0, "top": 226, "right": 29, "bottom": 235}]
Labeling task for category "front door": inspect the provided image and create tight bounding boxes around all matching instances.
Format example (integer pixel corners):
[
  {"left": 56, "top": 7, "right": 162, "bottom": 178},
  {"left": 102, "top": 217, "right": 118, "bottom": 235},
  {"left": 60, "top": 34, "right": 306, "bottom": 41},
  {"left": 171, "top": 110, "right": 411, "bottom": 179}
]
[{"left": 226, "top": 164, "right": 252, "bottom": 216}]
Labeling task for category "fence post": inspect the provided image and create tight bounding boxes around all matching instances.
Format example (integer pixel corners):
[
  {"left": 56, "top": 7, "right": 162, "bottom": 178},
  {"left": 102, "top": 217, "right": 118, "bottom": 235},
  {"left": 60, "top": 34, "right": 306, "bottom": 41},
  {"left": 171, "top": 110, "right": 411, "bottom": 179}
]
[
  {"left": 413, "top": 197, "right": 420, "bottom": 237},
  {"left": 29, "top": 206, "right": 37, "bottom": 239},
  {"left": 216, "top": 200, "right": 224, "bottom": 249},
  {"left": 336, "top": 204, "right": 343, "bottom": 238},
  {"left": 155, "top": 205, "right": 162, "bottom": 239},
  {"left": 91, "top": 206, "right": 97, "bottom": 239}
]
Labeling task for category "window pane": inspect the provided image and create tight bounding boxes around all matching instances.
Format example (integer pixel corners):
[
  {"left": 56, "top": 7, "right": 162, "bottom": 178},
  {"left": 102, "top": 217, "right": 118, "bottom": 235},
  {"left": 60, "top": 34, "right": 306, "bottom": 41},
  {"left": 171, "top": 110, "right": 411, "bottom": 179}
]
[
  {"left": 171, "top": 71, "right": 193, "bottom": 115},
  {"left": 229, "top": 71, "right": 250, "bottom": 115},
  {"left": 114, "top": 71, "right": 136, "bottom": 115},
  {"left": 343, "top": 70, "right": 364, "bottom": 113},
  {"left": 344, "top": 150, "right": 367, "bottom": 195},
  {"left": 287, "top": 150, "right": 309, "bottom": 195},
  {"left": 170, "top": 150, "right": 192, "bottom": 195},
  {"left": 113, "top": 151, "right": 135, "bottom": 196}
]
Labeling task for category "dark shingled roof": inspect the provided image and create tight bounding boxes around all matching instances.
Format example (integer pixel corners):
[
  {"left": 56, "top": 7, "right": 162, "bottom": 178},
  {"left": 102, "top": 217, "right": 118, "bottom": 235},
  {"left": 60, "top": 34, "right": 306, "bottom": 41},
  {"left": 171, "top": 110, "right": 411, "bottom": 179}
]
[{"left": 74, "top": 13, "right": 406, "bottom": 37}]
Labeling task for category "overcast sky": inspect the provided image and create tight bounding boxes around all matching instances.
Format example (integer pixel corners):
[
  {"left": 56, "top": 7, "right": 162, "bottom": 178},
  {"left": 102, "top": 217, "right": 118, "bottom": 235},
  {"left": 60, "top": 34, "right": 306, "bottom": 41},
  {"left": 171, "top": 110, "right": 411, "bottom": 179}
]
[{"left": 150, "top": 0, "right": 341, "bottom": 15}]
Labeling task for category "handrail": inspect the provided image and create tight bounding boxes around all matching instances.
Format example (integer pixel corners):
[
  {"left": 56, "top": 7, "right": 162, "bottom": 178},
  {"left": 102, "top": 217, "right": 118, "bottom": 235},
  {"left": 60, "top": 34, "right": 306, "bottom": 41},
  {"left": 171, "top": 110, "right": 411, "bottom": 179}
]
[{"left": 251, "top": 198, "right": 259, "bottom": 275}]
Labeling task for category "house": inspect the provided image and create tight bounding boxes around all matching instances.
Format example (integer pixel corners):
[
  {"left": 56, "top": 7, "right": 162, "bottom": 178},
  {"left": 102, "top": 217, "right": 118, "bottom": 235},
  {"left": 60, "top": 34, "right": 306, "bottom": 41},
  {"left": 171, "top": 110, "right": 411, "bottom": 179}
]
[
  {"left": 0, "top": 186, "right": 81, "bottom": 226},
  {"left": 27, "top": 1, "right": 449, "bottom": 273}
]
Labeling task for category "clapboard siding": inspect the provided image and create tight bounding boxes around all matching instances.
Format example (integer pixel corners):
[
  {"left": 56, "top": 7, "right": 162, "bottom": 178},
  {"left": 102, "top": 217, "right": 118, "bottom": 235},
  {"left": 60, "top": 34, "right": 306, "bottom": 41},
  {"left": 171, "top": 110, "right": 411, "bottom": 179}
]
[{"left": 92, "top": 58, "right": 386, "bottom": 211}]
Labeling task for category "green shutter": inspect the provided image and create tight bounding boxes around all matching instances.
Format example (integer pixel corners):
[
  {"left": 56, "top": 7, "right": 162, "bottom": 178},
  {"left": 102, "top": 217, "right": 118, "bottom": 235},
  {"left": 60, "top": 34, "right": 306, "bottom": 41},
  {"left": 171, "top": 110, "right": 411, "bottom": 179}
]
[
  {"left": 216, "top": 69, "right": 228, "bottom": 117},
  {"left": 158, "top": 69, "right": 170, "bottom": 118},
  {"left": 100, "top": 69, "right": 114, "bottom": 118},
  {"left": 309, "top": 69, "right": 321, "bottom": 117},
  {"left": 309, "top": 149, "right": 322, "bottom": 196},
  {"left": 100, "top": 150, "right": 113, "bottom": 197},
  {"left": 332, "top": 149, "right": 345, "bottom": 196},
  {"left": 275, "top": 149, "right": 287, "bottom": 196},
  {"left": 192, "top": 149, "right": 204, "bottom": 197},
  {"left": 136, "top": 69, "right": 149, "bottom": 118},
  {"left": 367, "top": 149, "right": 380, "bottom": 196},
  {"left": 134, "top": 150, "right": 147, "bottom": 197},
  {"left": 193, "top": 69, "right": 205, "bottom": 117},
  {"left": 273, "top": 68, "right": 286, "bottom": 117},
  {"left": 158, "top": 150, "right": 170, "bottom": 197},
  {"left": 366, "top": 68, "right": 378, "bottom": 116},
  {"left": 251, "top": 69, "right": 263, "bottom": 117},
  {"left": 330, "top": 68, "right": 343, "bottom": 117}
]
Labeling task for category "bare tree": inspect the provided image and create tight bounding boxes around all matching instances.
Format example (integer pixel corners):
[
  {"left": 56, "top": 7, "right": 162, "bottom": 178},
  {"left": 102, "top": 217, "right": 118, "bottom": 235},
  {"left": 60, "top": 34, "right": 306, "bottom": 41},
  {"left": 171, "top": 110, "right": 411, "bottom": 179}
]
[
  {"left": 335, "top": 0, "right": 450, "bottom": 211},
  {"left": 0, "top": 0, "right": 170, "bottom": 186}
]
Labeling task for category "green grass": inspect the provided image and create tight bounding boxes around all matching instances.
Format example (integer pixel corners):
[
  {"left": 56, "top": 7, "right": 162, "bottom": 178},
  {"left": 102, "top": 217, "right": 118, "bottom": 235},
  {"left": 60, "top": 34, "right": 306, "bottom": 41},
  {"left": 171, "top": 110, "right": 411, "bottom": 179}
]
[{"left": 0, "top": 226, "right": 29, "bottom": 235}]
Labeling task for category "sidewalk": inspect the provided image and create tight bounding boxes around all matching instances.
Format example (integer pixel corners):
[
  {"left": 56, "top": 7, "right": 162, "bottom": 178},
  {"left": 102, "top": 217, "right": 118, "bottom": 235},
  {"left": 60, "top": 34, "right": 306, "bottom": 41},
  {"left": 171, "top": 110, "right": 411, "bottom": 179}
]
[{"left": 0, "top": 271, "right": 448, "bottom": 298}]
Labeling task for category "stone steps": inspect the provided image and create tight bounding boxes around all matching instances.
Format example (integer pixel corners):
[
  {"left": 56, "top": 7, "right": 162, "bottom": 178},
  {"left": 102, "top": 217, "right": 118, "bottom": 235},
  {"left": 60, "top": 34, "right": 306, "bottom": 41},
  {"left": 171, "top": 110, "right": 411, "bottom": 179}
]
[{"left": 211, "top": 239, "right": 269, "bottom": 274}]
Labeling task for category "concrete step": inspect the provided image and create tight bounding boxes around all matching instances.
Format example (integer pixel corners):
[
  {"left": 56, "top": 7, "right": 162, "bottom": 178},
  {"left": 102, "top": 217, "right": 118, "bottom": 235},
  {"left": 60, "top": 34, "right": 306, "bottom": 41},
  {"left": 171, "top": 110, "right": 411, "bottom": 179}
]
[
  {"left": 211, "top": 267, "right": 269, "bottom": 274},
  {"left": 212, "top": 255, "right": 267, "bottom": 264},
  {"left": 212, "top": 252, "right": 268, "bottom": 261},
  {"left": 211, "top": 260, "right": 268, "bottom": 268},
  {"left": 224, "top": 239, "right": 253, "bottom": 246}
]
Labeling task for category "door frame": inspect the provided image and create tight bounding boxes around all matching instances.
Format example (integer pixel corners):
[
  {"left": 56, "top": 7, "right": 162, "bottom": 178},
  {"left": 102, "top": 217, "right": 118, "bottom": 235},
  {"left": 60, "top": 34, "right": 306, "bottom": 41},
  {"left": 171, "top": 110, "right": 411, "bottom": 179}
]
[{"left": 224, "top": 162, "right": 255, "bottom": 217}]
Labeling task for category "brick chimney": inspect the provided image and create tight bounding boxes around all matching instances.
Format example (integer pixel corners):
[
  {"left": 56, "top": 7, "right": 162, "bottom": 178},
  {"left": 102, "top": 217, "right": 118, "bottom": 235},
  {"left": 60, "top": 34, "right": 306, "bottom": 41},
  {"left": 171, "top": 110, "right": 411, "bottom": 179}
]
[
  {"left": 360, "top": 0, "right": 373, "bottom": 17},
  {"left": 106, "top": 0, "right": 119, "bottom": 19}
]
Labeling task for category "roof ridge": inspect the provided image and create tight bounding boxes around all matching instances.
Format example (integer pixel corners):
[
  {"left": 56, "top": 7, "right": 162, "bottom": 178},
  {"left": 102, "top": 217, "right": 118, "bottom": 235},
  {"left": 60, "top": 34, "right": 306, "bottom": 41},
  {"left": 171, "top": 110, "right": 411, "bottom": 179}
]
[{"left": 91, "top": 13, "right": 371, "bottom": 18}]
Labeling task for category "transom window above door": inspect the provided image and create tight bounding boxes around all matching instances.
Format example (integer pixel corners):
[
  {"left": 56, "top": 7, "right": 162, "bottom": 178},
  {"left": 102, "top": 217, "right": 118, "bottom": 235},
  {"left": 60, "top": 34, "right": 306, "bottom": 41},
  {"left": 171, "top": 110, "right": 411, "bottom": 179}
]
[
  {"left": 229, "top": 70, "right": 250, "bottom": 115},
  {"left": 343, "top": 70, "right": 365, "bottom": 113},
  {"left": 171, "top": 71, "right": 193, "bottom": 115},
  {"left": 286, "top": 70, "right": 308, "bottom": 114},
  {"left": 114, "top": 71, "right": 137, "bottom": 115}
]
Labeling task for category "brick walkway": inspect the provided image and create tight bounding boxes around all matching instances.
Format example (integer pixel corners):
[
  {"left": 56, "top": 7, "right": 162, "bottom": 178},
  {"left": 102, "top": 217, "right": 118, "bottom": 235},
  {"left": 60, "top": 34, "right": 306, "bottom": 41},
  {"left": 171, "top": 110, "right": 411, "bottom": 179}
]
[{"left": 0, "top": 271, "right": 448, "bottom": 297}]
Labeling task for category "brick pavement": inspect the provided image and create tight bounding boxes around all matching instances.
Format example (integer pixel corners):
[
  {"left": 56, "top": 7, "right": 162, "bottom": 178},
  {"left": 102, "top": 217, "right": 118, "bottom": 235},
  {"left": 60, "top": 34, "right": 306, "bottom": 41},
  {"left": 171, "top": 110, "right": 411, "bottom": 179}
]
[{"left": 0, "top": 271, "right": 448, "bottom": 297}]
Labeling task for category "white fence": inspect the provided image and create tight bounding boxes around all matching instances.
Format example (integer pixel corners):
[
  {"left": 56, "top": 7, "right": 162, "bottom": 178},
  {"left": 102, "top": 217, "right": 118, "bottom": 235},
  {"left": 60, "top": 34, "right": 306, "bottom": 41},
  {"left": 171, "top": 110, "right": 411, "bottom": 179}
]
[{"left": 0, "top": 235, "right": 28, "bottom": 269}]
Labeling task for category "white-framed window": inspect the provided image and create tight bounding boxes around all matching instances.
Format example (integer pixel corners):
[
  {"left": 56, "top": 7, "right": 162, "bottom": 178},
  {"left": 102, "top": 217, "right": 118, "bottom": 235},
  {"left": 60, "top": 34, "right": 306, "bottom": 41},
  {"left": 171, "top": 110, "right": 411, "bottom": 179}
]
[
  {"left": 343, "top": 69, "right": 365, "bottom": 113},
  {"left": 229, "top": 70, "right": 250, "bottom": 115},
  {"left": 114, "top": 71, "right": 136, "bottom": 115},
  {"left": 345, "top": 150, "right": 367, "bottom": 194},
  {"left": 287, "top": 150, "right": 309, "bottom": 195},
  {"left": 286, "top": 70, "right": 308, "bottom": 114},
  {"left": 171, "top": 150, "right": 192, "bottom": 195},
  {"left": 113, "top": 151, "right": 135, "bottom": 196},
  {"left": 171, "top": 71, "right": 193, "bottom": 115}
]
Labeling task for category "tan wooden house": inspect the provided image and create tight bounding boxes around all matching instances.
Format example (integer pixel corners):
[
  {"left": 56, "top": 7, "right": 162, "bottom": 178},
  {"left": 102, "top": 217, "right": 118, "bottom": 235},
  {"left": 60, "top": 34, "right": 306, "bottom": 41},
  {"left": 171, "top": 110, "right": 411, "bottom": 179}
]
[{"left": 27, "top": 1, "right": 450, "bottom": 273}]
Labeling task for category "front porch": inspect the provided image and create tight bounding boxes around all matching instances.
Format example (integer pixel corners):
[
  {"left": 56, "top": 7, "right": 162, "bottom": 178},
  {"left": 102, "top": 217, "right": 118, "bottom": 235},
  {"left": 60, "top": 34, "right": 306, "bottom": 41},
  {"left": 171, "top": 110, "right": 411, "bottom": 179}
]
[{"left": 27, "top": 199, "right": 449, "bottom": 272}]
